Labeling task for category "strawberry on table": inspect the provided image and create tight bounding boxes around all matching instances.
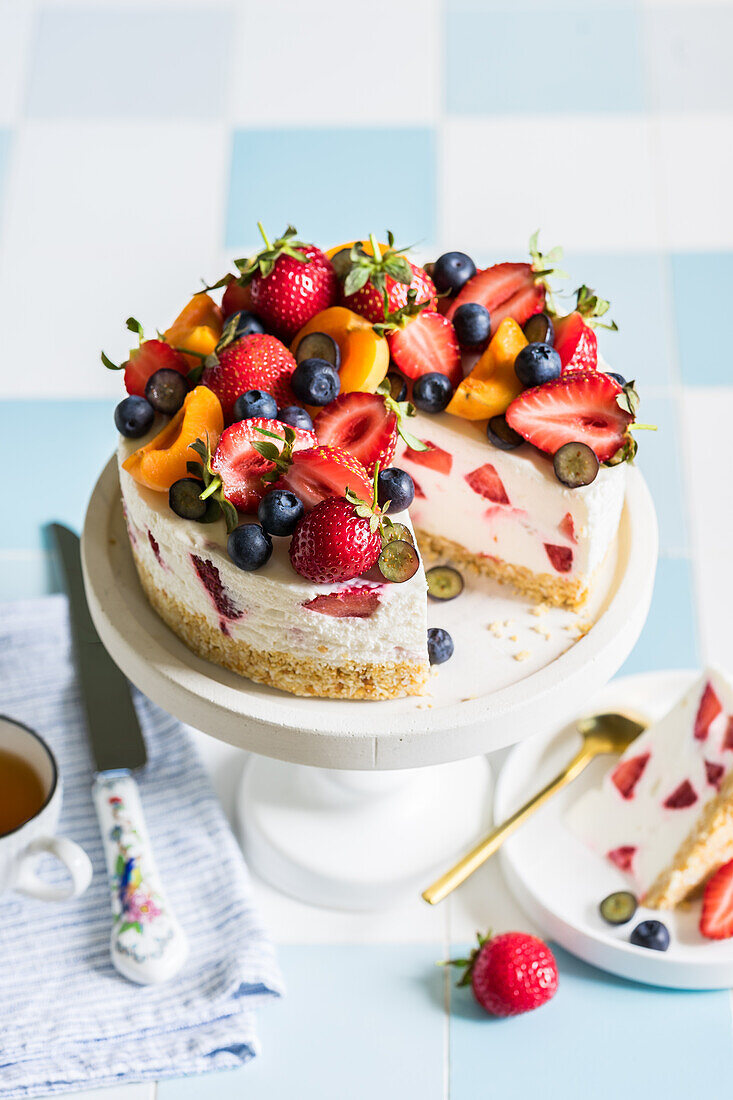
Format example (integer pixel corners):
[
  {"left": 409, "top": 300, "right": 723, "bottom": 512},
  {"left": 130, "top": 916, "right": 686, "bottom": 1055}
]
[
  {"left": 700, "top": 858, "right": 733, "bottom": 940},
  {"left": 444, "top": 930, "right": 558, "bottom": 1017},
  {"left": 314, "top": 385, "right": 427, "bottom": 478},
  {"left": 202, "top": 333, "right": 297, "bottom": 423},
  {"left": 203, "top": 418, "right": 315, "bottom": 515},
  {"left": 102, "top": 317, "right": 189, "bottom": 398},
  {"left": 339, "top": 232, "right": 437, "bottom": 324},
  {"left": 505, "top": 370, "right": 638, "bottom": 464}
]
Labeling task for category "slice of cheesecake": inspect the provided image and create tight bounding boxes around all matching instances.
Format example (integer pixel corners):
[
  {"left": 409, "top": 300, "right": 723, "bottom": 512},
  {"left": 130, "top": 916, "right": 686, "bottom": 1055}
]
[
  {"left": 568, "top": 669, "right": 733, "bottom": 908},
  {"left": 395, "top": 412, "right": 626, "bottom": 610}
]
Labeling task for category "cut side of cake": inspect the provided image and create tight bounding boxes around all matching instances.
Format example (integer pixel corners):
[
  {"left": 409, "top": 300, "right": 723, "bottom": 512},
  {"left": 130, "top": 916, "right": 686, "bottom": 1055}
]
[{"left": 568, "top": 670, "right": 733, "bottom": 909}]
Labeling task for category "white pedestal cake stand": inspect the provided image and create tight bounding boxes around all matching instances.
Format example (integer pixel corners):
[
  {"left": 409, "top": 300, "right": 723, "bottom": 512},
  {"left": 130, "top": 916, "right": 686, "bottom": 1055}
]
[{"left": 82, "top": 457, "right": 657, "bottom": 909}]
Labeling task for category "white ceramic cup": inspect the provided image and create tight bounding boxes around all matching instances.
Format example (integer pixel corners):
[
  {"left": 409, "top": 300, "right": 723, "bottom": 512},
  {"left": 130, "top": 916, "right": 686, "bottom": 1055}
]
[{"left": 0, "top": 716, "right": 93, "bottom": 901}]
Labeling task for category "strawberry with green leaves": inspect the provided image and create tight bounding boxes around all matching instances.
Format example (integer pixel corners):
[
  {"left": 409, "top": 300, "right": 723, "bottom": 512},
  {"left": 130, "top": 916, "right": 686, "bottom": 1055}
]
[
  {"left": 554, "top": 285, "right": 618, "bottom": 373},
  {"left": 201, "top": 333, "right": 297, "bottom": 422},
  {"left": 339, "top": 232, "right": 437, "bottom": 324},
  {"left": 102, "top": 317, "right": 188, "bottom": 397}
]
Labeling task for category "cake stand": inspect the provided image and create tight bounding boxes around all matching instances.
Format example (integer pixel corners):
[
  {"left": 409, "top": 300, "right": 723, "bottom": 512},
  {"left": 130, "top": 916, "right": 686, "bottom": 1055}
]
[{"left": 82, "top": 457, "right": 658, "bottom": 909}]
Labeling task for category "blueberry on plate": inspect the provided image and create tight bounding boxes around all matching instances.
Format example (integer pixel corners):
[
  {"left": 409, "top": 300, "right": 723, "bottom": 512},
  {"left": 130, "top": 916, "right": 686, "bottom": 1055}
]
[
  {"left": 453, "top": 302, "right": 491, "bottom": 347},
  {"left": 427, "top": 626, "right": 454, "bottom": 665},
  {"left": 606, "top": 371, "right": 627, "bottom": 387},
  {"left": 227, "top": 523, "right": 273, "bottom": 571},
  {"left": 233, "top": 389, "right": 278, "bottom": 421},
  {"left": 257, "top": 489, "right": 304, "bottom": 537},
  {"left": 114, "top": 395, "right": 154, "bottom": 438},
  {"left": 514, "top": 342, "right": 562, "bottom": 388},
  {"left": 226, "top": 310, "right": 265, "bottom": 339},
  {"left": 426, "top": 566, "right": 464, "bottom": 601},
  {"left": 377, "top": 467, "right": 415, "bottom": 513},
  {"left": 553, "top": 441, "right": 599, "bottom": 488},
  {"left": 169, "top": 477, "right": 207, "bottom": 521},
  {"left": 277, "top": 405, "right": 314, "bottom": 431},
  {"left": 431, "top": 251, "right": 477, "bottom": 295},
  {"left": 296, "top": 331, "right": 341, "bottom": 370},
  {"left": 386, "top": 371, "right": 407, "bottom": 403},
  {"left": 599, "top": 890, "right": 637, "bottom": 926},
  {"left": 487, "top": 415, "right": 523, "bottom": 451},
  {"left": 523, "top": 311, "right": 555, "bottom": 346},
  {"left": 412, "top": 372, "right": 453, "bottom": 413},
  {"left": 291, "top": 358, "right": 340, "bottom": 406},
  {"left": 145, "top": 369, "right": 188, "bottom": 416},
  {"left": 378, "top": 540, "right": 420, "bottom": 582},
  {"left": 630, "top": 919, "right": 670, "bottom": 952}
]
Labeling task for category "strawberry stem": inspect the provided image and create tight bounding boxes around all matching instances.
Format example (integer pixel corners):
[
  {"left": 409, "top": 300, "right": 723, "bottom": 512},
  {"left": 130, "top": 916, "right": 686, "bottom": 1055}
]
[
  {"left": 257, "top": 221, "right": 272, "bottom": 250},
  {"left": 199, "top": 476, "right": 222, "bottom": 501},
  {"left": 369, "top": 233, "right": 382, "bottom": 264}
]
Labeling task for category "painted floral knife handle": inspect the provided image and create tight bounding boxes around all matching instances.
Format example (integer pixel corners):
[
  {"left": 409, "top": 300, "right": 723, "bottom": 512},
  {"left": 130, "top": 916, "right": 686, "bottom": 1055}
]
[{"left": 92, "top": 772, "right": 188, "bottom": 984}]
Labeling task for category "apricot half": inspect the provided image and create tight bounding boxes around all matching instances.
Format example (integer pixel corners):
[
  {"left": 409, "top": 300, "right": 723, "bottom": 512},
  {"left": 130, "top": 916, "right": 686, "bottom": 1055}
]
[
  {"left": 123, "top": 386, "right": 224, "bottom": 492},
  {"left": 164, "top": 293, "right": 223, "bottom": 369},
  {"left": 292, "top": 307, "right": 389, "bottom": 395},
  {"left": 446, "top": 318, "right": 527, "bottom": 421}
]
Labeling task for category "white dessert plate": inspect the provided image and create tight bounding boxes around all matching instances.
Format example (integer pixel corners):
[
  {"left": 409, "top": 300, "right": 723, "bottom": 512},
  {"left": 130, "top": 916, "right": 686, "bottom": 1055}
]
[
  {"left": 495, "top": 669, "right": 733, "bottom": 990},
  {"left": 82, "top": 457, "right": 657, "bottom": 769}
]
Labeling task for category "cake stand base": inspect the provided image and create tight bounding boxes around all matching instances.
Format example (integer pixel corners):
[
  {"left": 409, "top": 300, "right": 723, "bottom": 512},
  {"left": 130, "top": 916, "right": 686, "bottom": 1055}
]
[{"left": 236, "top": 754, "right": 493, "bottom": 910}]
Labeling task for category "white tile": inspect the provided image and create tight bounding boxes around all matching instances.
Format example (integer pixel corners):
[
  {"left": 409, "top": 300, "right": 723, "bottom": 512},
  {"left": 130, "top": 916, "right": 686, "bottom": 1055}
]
[
  {"left": 35, "top": 1086, "right": 155, "bottom": 1100},
  {"left": 0, "top": 0, "right": 36, "bottom": 124},
  {"left": 654, "top": 113, "right": 733, "bottom": 250},
  {"left": 230, "top": 0, "right": 440, "bottom": 125},
  {"left": 694, "top": 550, "right": 733, "bottom": 671},
  {"left": 446, "top": 857, "right": 542, "bottom": 945},
  {"left": 681, "top": 387, "right": 733, "bottom": 549},
  {"left": 441, "top": 115, "right": 660, "bottom": 254},
  {"left": 0, "top": 122, "right": 229, "bottom": 398}
]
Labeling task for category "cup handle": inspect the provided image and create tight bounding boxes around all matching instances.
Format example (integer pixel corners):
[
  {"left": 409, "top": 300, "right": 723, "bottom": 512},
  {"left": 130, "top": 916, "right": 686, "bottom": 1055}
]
[{"left": 15, "top": 836, "right": 93, "bottom": 902}]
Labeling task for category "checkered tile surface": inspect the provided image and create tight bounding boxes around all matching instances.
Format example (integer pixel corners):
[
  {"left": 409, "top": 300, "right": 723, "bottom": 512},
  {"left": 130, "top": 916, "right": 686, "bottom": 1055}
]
[{"left": 1, "top": 1, "right": 732, "bottom": 1096}]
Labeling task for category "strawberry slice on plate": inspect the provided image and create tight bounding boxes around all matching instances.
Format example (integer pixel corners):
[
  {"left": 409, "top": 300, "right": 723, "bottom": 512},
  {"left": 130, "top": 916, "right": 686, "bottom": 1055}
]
[
  {"left": 211, "top": 417, "right": 315, "bottom": 513},
  {"left": 273, "top": 445, "right": 372, "bottom": 512},
  {"left": 701, "top": 858, "right": 733, "bottom": 940},
  {"left": 315, "top": 387, "right": 427, "bottom": 477},
  {"left": 505, "top": 371, "right": 633, "bottom": 463},
  {"left": 386, "top": 311, "right": 462, "bottom": 388}
]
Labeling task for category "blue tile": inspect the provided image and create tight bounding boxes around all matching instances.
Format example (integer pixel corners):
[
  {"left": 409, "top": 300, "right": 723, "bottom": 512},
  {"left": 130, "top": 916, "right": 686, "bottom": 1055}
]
[
  {"left": 226, "top": 129, "right": 436, "bottom": 250},
  {"left": 446, "top": 3, "right": 644, "bottom": 114},
  {"left": 158, "top": 944, "right": 445, "bottom": 1100},
  {"left": 27, "top": 7, "right": 232, "bottom": 118},
  {"left": 0, "top": 400, "right": 116, "bottom": 553},
  {"left": 620, "top": 555, "right": 699, "bottom": 676},
  {"left": 671, "top": 253, "right": 733, "bottom": 385},
  {"left": 634, "top": 394, "right": 688, "bottom": 555},
  {"left": 0, "top": 554, "right": 55, "bottom": 602},
  {"left": 450, "top": 945, "right": 733, "bottom": 1100},
  {"left": 645, "top": 5, "right": 733, "bottom": 110}
]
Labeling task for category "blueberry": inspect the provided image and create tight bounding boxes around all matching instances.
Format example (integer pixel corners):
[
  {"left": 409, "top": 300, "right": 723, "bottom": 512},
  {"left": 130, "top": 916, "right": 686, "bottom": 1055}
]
[
  {"left": 169, "top": 477, "right": 207, "bottom": 521},
  {"left": 296, "top": 331, "right": 341, "bottom": 370},
  {"left": 233, "top": 389, "right": 278, "bottom": 421},
  {"left": 432, "top": 251, "right": 477, "bottom": 295},
  {"left": 377, "top": 468, "right": 415, "bottom": 513},
  {"left": 412, "top": 372, "right": 454, "bottom": 413},
  {"left": 487, "top": 415, "right": 523, "bottom": 451},
  {"left": 599, "top": 891, "right": 637, "bottom": 926},
  {"left": 427, "top": 626, "right": 454, "bottom": 665},
  {"left": 257, "top": 489, "right": 304, "bottom": 537},
  {"left": 378, "top": 540, "right": 420, "bottom": 583},
  {"left": 291, "top": 358, "right": 340, "bottom": 406},
  {"left": 606, "top": 372, "right": 627, "bottom": 387},
  {"left": 226, "top": 310, "right": 265, "bottom": 338},
  {"left": 145, "top": 369, "right": 188, "bottom": 415},
  {"left": 453, "top": 302, "right": 491, "bottom": 347},
  {"left": 114, "top": 395, "right": 154, "bottom": 438},
  {"left": 386, "top": 371, "right": 407, "bottom": 403},
  {"left": 227, "top": 523, "right": 273, "bottom": 571},
  {"left": 514, "top": 342, "right": 562, "bottom": 388},
  {"left": 553, "top": 441, "right": 599, "bottom": 488},
  {"left": 630, "top": 919, "right": 670, "bottom": 952},
  {"left": 277, "top": 405, "right": 314, "bottom": 431},
  {"left": 523, "top": 312, "right": 555, "bottom": 346},
  {"left": 426, "top": 566, "right": 463, "bottom": 602}
]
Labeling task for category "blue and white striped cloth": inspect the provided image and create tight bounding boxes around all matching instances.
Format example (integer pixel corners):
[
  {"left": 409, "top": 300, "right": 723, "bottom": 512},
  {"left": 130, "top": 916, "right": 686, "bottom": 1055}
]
[{"left": 0, "top": 597, "right": 283, "bottom": 1098}]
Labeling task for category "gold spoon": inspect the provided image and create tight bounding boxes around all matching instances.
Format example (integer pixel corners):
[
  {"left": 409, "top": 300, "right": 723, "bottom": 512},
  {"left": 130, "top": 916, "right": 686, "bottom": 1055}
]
[{"left": 422, "top": 711, "right": 648, "bottom": 906}]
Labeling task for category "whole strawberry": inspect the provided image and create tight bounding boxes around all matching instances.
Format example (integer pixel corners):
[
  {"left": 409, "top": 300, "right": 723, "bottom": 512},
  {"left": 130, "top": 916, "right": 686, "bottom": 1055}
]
[
  {"left": 235, "top": 224, "right": 337, "bottom": 340},
  {"left": 289, "top": 495, "right": 383, "bottom": 584},
  {"left": 340, "top": 232, "right": 436, "bottom": 324},
  {"left": 201, "top": 333, "right": 297, "bottom": 422},
  {"left": 446, "top": 930, "right": 558, "bottom": 1017}
]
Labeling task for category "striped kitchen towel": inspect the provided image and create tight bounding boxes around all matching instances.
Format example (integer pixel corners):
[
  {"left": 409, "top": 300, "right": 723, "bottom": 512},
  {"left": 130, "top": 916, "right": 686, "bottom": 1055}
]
[{"left": 0, "top": 596, "right": 283, "bottom": 1098}]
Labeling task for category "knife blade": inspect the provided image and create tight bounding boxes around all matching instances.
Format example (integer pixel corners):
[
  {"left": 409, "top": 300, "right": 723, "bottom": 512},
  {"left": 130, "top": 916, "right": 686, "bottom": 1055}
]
[{"left": 50, "top": 522, "right": 188, "bottom": 985}]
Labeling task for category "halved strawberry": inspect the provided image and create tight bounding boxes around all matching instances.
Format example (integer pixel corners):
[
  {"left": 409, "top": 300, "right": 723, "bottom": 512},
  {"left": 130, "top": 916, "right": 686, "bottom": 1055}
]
[
  {"left": 465, "top": 463, "right": 510, "bottom": 505},
  {"left": 607, "top": 846, "right": 637, "bottom": 873},
  {"left": 102, "top": 338, "right": 189, "bottom": 398},
  {"left": 544, "top": 543, "right": 573, "bottom": 573},
  {"left": 445, "top": 262, "right": 535, "bottom": 324},
  {"left": 695, "top": 681, "right": 723, "bottom": 740},
  {"left": 505, "top": 371, "right": 632, "bottom": 463},
  {"left": 700, "top": 858, "right": 733, "bottom": 940},
  {"left": 482, "top": 282, "right": 545, "bottom": 335},
  {"left": 273, "top": 445, "right": 372, "bottom": 512},
  {"left": 211, "top": 418, "right": 315, "bottom": 513},
  {"left": 402, "top": 441, "right": 452, "bottom": 475},
  {"left": 611, "top": 753, "right": 650, "bottom": 799},
  {"left": 303, "top": 586, "right": 381, "bottom": 618},
  {"left": 386, "top": 311, "right": 462, "bottom": 388},
  {"left": 314, "top": 387, "right": 426, "bottom": 477},
  {"left": 554, "top": 311, "right": 598, "bottom": 372}
]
